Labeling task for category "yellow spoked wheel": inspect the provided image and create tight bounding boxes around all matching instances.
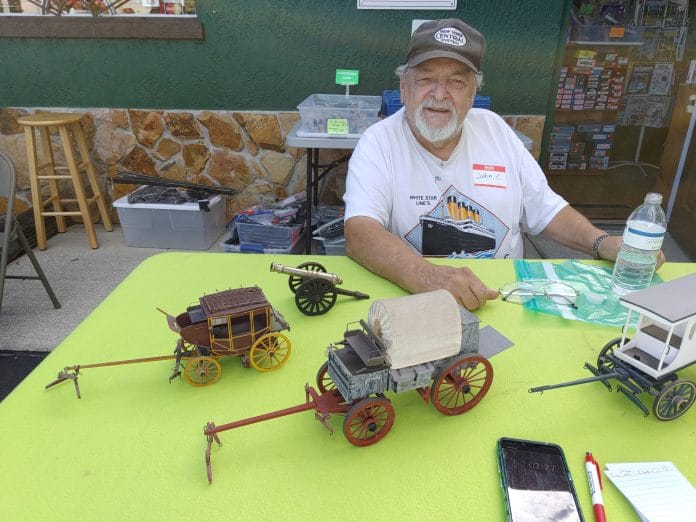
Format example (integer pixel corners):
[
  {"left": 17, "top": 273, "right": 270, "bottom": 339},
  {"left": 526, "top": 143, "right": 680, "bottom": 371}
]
[
  {"left": 249, "top": 333, "right": 291, "bottom": 372},
  {"left": 183, "top": 356, "right": 222, "bottom": 386}
]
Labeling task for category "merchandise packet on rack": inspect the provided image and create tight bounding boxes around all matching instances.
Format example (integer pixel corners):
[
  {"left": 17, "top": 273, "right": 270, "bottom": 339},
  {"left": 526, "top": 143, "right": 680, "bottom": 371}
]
[{"left": 513, "top": 259, "right": 662, "bottom": 327}]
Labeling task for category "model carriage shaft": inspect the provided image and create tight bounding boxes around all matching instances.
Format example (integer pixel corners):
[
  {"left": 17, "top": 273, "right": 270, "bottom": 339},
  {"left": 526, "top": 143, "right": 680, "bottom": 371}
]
[
  {"left": 529, "top": 371, "right": 623, "bottom": 393},
  {"left": 205, "top": 402, "right": 317, "bottom": 436},
  {"left": 63, "top": 354, "right": 179, "bottom": 371},
  {"left": 270, "top": 262, "right": 343, "bottom": 285}
]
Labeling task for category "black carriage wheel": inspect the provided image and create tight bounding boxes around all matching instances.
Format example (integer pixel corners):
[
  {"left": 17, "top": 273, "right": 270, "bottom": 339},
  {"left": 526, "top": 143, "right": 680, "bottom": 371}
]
[
  {"left": 343, "top": 397, "right": 395, "bottom": 447},
  {"left": 653, "top": 380, "right": 696, "bottom": 421},
  {"left": 295, "top": 279, "right": 337, "bottom": 316},
  {"left": 431, "top": 355, "right": 493, "bottom": 416},
  {"left": 288, "top": 262, "right": 327, "bottom": 294},
  {"left": 316, "top": 361, "right": 336, "bottom": 394},
  {"left": 597, "top": 337, "right": 625, "bottom": 371}
]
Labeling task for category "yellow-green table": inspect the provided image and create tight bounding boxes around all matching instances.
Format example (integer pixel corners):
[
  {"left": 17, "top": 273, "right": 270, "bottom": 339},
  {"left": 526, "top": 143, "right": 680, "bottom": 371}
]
[{"left": 1, "top": 254, "right": 694, "bottom": 521}]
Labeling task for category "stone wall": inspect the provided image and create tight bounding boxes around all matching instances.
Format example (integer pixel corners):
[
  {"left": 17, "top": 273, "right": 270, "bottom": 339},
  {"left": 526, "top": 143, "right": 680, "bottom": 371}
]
[{"left": 0, "top": 107, "right": 544, "bottom": 220}]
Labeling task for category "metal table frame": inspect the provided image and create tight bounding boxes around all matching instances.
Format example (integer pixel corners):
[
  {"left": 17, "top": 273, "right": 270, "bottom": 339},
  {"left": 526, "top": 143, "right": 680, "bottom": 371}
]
[{"left": 286, "top": 123, "right": 360, "bottom": 253}]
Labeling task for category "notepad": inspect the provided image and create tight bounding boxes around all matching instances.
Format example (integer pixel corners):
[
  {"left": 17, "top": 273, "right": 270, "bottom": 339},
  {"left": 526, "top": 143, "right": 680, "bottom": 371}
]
[{"left": 604, "top": 462, "right": 696, "bottom": 522}]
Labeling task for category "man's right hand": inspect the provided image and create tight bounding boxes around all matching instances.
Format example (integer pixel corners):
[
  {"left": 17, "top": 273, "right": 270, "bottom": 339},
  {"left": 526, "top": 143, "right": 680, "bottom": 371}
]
[
  {"left": 420, "top": 263, "right": 500, "bottom": 310},
  {"left": 345, "top": 216, "right": 498, "bottom": 310}
]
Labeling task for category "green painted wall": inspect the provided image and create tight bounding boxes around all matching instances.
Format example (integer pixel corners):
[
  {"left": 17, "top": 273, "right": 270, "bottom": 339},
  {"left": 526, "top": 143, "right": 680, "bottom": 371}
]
[{"left": 0, "top": 1, "right": 566, "bottom": 114}]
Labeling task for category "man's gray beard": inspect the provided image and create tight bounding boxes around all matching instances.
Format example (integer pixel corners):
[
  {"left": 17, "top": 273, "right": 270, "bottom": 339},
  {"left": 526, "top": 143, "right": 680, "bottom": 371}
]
[{"left": 413, "top": 101, "right": 462, "bottom": 145}]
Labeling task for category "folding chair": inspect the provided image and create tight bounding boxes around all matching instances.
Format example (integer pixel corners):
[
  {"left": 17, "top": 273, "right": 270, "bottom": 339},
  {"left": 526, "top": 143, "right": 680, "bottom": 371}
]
[{"left": 0, "top": 151, "right": 60, "bottom": 315}]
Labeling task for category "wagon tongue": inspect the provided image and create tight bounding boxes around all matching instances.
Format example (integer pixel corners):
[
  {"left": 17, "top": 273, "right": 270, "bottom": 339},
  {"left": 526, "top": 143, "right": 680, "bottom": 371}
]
[{"left": 45, "top": 366, "right": 82, "bottom": 399}]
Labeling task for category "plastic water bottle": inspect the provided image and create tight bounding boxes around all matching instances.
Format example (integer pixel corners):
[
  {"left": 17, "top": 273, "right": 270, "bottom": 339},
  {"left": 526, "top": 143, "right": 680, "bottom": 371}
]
[{"left": 612, "top": 192, "right": 666, "bottom": 295}]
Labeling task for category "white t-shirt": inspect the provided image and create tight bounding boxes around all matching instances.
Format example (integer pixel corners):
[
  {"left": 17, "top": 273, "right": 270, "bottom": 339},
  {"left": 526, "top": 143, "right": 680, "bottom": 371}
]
[{"left": 344, "top": 108, "right": 567, "bottom": 258}]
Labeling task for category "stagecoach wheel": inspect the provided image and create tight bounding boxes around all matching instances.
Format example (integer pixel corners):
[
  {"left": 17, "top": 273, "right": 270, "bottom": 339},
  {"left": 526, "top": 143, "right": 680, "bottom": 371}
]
[
  {"left": 652, "top": 380, "right": 696, "bottom": 421},
  {"left": 295, "top": 279, "right": 337, "bottom": 316},
  {"left": 249, "top": 333, "right": 292, "bottom": 372},
  {"left": 316, "top": 362, "right": 336, "bottom": 393},
  {"left": 287, "top": 261, "right": 327, "bottom": 293},
  {"left": 183, "top": 357, "right": 222, "bottom": 387},
  {"left": 431, "top": 355, "right": 493, "bottom": 416},
  {"left": 343, "top": 397, "right": 395, "bottom": 447},
  {"left": 597, "top": 337, "right": 624, "bottom": 371}
]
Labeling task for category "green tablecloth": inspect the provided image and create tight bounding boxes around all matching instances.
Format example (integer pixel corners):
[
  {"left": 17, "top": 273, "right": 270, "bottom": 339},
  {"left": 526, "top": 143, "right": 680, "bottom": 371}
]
[{"left": 1, "top": 253, "right": 694, "bottom": 521}]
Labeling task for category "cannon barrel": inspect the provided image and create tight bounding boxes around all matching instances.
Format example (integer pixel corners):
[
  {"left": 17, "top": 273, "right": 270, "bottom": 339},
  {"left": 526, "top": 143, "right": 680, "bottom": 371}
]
[{"left": 269, "top": 262, "right": 342, "bottom": 285}]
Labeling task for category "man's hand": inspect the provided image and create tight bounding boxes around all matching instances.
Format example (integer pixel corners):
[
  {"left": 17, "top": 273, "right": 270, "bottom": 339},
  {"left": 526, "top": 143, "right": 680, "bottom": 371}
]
[
  {"left": 345, "top": 216, "right": 498, "bottom": 310},
  {"left": 597, "top": 235, "right": 666, "bottom": 270},
  {"left": 420, "top": 263, "right": 499, "bottom": 310}
]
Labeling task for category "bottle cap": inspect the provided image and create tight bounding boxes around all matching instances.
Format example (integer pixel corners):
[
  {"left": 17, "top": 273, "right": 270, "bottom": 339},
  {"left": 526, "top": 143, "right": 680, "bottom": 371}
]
[{"left": 645, "top": 192, "right": 663, "bottom": 204}]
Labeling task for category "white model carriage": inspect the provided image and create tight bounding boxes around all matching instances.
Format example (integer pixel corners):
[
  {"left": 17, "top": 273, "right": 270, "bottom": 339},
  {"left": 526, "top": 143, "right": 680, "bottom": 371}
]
[{"left": 531, "top": 272, "right": 696, "bottom": 420}]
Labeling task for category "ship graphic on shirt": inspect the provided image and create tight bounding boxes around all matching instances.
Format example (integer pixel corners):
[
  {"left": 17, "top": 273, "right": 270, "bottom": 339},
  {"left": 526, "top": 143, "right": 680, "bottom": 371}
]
[{"left": 405, "top": 188, "right": 508, "bottom": 258}]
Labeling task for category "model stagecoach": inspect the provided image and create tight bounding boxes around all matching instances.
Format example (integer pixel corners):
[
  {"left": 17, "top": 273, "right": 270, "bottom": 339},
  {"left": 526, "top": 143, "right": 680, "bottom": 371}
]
[{"left": 46, "top": 286, "right": 291, "bottom": 398}]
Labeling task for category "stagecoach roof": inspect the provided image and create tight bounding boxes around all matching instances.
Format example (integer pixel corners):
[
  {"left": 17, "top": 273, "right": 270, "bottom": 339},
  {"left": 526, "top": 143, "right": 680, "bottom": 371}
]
[
  {"left": 620, "top": 273, "right": 696, "bottom": 324},
  {"left": 199, "top": 286, "right": 269, "bottom": 317}
]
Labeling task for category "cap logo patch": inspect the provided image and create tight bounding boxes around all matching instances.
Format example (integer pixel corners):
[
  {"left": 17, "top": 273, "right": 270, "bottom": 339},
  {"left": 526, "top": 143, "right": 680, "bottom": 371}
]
[{"left": 434, "top": 27, "right": 466, "bottom": 47}]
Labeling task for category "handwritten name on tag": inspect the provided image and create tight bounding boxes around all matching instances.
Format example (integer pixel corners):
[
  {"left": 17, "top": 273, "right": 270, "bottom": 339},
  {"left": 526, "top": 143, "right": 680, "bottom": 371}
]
[{"left": 472, "top": 164, "right": 507, "bottom": 188}]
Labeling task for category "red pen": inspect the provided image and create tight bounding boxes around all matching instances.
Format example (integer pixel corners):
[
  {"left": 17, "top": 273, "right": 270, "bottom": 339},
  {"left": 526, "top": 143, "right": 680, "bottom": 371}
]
[{"left": 585, "top": 452, "right": 607, "bottom": 522}]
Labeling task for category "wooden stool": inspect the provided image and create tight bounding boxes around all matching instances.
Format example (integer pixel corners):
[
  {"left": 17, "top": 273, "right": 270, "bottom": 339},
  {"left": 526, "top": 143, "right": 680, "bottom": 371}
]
[{"left": 17, "top": 112, "right": 112, "bottom": 250}]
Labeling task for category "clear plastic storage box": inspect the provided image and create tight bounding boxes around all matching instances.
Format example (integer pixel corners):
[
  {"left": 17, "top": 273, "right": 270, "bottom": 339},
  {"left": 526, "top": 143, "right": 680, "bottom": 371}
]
[
  {"left": 114, "top": 191, "right": 225, "bottom": 250},
  {"left": 297, "top": 94, "right": 382, "bottom": 138}
]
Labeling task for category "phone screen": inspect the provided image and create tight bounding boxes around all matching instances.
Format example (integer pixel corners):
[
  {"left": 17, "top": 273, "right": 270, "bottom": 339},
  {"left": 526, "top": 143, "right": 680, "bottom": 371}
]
[{"left": 497, "top": 438, "right": 584, "bottom": 522}]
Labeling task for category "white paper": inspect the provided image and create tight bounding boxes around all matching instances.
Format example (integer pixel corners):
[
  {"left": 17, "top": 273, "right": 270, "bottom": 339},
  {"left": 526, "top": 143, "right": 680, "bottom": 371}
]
[{"left": 604, "top": 462, "right": 696, "bottom": 522}]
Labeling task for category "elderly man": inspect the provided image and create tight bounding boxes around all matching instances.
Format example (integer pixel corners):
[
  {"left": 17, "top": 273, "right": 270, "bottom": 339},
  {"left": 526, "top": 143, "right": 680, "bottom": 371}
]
[{"left": 343, "top": 18, "right": 627, "bottom": 310}]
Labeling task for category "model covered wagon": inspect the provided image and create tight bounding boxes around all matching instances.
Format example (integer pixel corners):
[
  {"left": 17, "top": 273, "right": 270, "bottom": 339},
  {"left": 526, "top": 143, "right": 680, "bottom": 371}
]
[
  {"left": 530, "top": 272, "right": 696, "bottom": 420},
  {"left": 203, "top": 289, "right": 513, "bottom": 482},
  {"left": 46, "top": 286, "right": 291, "bottom": 398}
]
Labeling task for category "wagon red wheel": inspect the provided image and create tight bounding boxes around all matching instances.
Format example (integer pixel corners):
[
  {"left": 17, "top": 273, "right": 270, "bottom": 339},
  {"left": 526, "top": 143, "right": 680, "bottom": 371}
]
[
  {"left": 597, "top": 337, "right": 625, "bottom": 371},
  {"left": 288, "top": 261, "right": 327, "bottom": 293},
  {"left": 249, "top": 333, "right": 291, "bottom": 372},
  {"left": 316, "top": 361, "right": 336, "bottom": 394},
  {"left": 343, "top": 397, "right": 394, "bottom": 447},
  {"left": 183, "top": 356, "right": 222, "bottom": 387},
  {"left": 653, "top": 380, "right": 696, "bottom": 421},
  {"left": 431, "top": 355, "right": 493, "bottom": 416},
  {"left": 295, "top": 279, "right": 337, "bottom": 316}
]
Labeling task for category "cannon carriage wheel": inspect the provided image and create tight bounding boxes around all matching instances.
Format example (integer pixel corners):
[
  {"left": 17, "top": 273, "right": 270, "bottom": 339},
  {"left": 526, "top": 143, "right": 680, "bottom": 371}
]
[
  {"left": 183, "top": 356, "right": 222, "bottom": 387},
  {"left": 431, "top": 355, "right": 493, "bottom": 416},
  {"left": 343, "top": 397, "right": 395, "bottom": 446},
  {"left": 287, "top": 261, "right": 327, "bottom": 293},
  {"left": 249, "top": 333, "right": 291, "bottom": 372},
  {"left": 295, "top": 278, "right": 338, "bottom": 316},
  {"left": 652, "top": 379, "right": 696, "bottom": 420}
]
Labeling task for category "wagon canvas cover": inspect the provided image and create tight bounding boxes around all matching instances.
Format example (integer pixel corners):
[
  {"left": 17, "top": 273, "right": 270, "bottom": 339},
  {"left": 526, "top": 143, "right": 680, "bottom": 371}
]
[{"left": 368, "top": 290, "right": 462, "bottom": 369}]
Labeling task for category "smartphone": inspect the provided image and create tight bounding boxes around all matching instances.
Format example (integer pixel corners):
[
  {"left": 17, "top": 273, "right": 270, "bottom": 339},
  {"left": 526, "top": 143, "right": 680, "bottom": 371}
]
[{"left": 497, "top": 437, "right": 584, "bottom": 522}]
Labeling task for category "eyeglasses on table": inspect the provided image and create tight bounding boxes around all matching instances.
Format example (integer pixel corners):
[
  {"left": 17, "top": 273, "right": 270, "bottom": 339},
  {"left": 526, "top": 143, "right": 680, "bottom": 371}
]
[{"left": 499, "top": 280, "right": 579, "bottom": 309}]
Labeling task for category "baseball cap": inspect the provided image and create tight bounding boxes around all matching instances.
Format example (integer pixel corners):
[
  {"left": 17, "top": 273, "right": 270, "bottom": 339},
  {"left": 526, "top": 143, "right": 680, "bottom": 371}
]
[{"left": 406, "top": 18, "right": 485, "bottom": 73}]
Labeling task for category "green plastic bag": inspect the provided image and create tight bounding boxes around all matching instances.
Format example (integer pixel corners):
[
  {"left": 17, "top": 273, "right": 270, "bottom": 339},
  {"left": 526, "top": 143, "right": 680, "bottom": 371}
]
[{"left": 513, "top": 260, "right": 662, "bottom": 327}]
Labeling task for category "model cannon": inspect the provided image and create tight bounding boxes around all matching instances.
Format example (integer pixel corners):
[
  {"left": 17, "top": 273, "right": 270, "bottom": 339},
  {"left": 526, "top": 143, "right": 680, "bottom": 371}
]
[
  {"left": 202, "top": 290, "right": 514, "bottom": 483},
  {"left": 270, "top": 261, "right": 369, "bottom": 316},
  {"left": 530, "top": 273, "right": 696, "bottom": 420},
  {"left": 46, "top": 286, "right": 291, "bottom": 398}
]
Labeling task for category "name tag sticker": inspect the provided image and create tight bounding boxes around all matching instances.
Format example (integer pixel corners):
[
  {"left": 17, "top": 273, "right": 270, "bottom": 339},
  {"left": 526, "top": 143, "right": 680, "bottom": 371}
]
[
  {"left": 327, "top": 118, "right": 349, "bottom": 135},
  {"left": 472, "top": 163, "right": 507, "bottom": 188}
]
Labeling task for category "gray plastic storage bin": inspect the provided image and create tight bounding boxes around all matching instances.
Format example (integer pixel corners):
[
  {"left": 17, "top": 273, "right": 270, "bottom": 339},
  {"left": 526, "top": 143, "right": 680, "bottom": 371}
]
[
  {"left": 236, "top": 222, "right": 302, "bottom": 248},
  {"left": 114, "top": 193, "right": 225, "bottom": 250},
  {"left": 220, "top": 231, "right": 305, "bottom": 254}
]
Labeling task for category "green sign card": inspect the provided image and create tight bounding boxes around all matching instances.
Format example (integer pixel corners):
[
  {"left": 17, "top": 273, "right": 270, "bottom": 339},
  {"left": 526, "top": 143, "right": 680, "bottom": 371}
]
[
  {"left": 335, "top": 69, "right": 359, "bottom": 85},
  {"left": 327, "top": 118, "right": 349, "bottom": 135}
]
